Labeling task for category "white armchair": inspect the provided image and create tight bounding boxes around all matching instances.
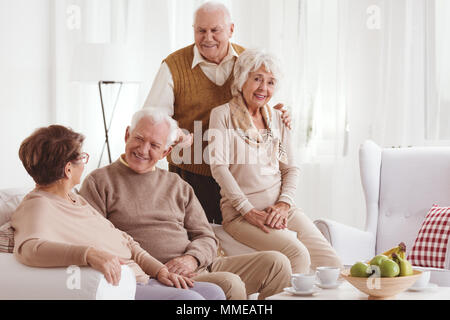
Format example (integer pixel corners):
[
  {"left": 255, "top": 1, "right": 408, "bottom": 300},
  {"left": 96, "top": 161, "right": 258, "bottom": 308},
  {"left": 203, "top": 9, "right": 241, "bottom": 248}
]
[
  {"left": 314, "top": 140, "right": 450, "bottom": 285},
  {"left": 0, "top": 188, "right": 136, "bottom": 300}
]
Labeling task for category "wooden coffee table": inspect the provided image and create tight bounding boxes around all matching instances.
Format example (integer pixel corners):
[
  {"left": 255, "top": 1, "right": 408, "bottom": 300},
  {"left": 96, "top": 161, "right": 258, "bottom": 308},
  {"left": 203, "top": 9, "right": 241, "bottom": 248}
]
[{"left": 266, "top": 281, "right": 450, "bottom": 300}]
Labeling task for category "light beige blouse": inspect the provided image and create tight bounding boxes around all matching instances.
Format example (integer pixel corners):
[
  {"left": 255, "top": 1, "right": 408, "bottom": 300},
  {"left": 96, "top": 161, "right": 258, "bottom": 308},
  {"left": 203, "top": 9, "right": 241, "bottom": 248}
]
[{"left": 208, "top": 103, "right": 300, "bottom": 224}]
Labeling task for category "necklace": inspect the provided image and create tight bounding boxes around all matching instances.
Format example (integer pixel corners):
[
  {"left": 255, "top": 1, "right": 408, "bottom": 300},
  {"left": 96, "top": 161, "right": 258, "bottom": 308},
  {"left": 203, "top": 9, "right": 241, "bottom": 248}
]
[{"left": 67, "top": 193, "right": 76, "bottom": 204}]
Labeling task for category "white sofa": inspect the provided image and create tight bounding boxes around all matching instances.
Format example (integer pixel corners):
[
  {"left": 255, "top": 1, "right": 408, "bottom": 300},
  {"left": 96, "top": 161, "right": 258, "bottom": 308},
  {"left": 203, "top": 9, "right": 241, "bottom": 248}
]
[
  {"left": 314, "top": 140, "right": 450, "bottom": 285},
  {"left": 0, "top": 188, "right": 136, "bottom": 300}
]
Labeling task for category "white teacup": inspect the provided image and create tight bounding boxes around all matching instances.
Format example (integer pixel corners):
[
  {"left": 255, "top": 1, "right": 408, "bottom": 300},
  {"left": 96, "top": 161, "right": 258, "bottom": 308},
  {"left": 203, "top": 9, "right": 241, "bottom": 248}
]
[
  {"left": 411, "top": 269, "right": 431, "bottom": 288},
  {"left": 316, "top": 266, "right": 341, "bottom": 286},
  {"left": 291, "top": 273, "right": 315, "bottom": 292}
]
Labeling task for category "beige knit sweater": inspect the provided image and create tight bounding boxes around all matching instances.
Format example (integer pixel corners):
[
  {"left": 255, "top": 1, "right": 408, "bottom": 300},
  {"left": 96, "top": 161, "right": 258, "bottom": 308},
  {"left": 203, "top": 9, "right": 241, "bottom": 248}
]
[
  {"left": 208, "top": 103, "right": 300, "bottom": 225},
  {"left": 11, "top": 190, "right": 165, "bottom": 284},
  {"left": 79, "top": 159, "right": 218, "bottom": 270}
]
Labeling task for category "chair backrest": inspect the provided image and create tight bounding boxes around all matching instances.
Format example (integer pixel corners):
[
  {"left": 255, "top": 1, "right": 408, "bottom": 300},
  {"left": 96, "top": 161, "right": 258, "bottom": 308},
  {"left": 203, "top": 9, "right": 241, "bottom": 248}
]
[{"left": 360, "top": 140, "right": 450, "bottom": 255}]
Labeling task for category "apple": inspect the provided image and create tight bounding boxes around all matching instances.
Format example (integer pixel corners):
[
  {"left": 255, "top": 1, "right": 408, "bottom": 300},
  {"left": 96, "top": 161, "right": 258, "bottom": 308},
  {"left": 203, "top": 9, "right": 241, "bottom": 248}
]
[
  {"left": 369, "top": 254, "right": 389, "bottom": 266},
  {"left": 380, "top": 259, "right": 400, "bottom": 277},
  {"left": 350, "top": 262, "right": 372, "bottom": 277}
]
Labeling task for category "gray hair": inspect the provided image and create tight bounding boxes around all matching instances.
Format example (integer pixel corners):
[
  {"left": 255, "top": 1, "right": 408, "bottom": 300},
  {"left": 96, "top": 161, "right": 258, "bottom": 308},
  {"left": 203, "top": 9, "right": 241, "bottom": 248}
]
[
  {"left": 193, "top": 1, "right": 232, "bottom": 26},
  {"left": 231, "top": 49, "right": 283, "bottom": 97},
  {"left": 130, "top": 108, "right": 179, "bottom": 149}
]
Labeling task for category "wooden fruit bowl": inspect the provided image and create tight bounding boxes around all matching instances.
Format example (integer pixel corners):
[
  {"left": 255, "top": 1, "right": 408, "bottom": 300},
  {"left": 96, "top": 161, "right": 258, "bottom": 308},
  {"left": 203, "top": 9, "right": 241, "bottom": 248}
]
[{"left": 341, "top": 269, "right": 422, "bottom": 300}]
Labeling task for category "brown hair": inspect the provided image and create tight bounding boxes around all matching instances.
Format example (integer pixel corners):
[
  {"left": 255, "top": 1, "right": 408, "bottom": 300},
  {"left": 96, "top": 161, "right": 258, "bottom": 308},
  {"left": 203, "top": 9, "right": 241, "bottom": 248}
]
[{"left": 19, "top": 125, "right": 85, "bottom": 185}]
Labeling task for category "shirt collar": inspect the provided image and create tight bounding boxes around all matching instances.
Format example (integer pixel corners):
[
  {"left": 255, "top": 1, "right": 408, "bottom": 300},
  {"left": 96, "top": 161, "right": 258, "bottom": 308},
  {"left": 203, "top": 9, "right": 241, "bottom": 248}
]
[
  {"left": 119, "top": 154, "right": 130, "bottom": 167},
  {"left": 192, "top": 42, "right": 238, "bottom": 69}
]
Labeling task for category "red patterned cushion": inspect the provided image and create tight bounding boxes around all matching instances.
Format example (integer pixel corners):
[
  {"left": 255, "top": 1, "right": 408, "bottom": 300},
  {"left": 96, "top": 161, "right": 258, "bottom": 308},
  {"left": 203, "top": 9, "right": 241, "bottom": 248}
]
[{"left": 408, "top": 205, "right": 450, "bottom": 268}]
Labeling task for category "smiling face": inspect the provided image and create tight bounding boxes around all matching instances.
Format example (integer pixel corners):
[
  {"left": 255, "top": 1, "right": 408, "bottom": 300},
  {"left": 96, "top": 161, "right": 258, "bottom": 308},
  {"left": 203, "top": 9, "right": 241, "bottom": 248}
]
[
  {"left": 194, "top": 8, "right": 234, "bottom": 64},
  {"left": 241, "top": 66, "right": 276, "bottom": 110},
  {"left": 124, "top": 117, "right": 172, "bottom": 174}
]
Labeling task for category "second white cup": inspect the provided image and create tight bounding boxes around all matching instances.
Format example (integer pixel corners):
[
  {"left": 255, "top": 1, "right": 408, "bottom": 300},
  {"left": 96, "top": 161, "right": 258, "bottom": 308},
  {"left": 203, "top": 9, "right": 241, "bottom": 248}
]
[
  {"left": 411, "top": 269, "right": 431, "bottom": 288},
  {"left": 316, "top": 266, "right": 341, "bottom": 285}
]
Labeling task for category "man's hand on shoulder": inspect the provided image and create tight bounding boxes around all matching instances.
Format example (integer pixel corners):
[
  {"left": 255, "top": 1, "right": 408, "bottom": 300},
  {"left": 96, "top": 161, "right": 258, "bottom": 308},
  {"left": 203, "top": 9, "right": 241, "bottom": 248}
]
[
  {"left": 173, "top": 129, "right": 193, "bottom": 148},
  {"left": 164, "top": 255, "right": 199, "bottom": 278},
  {"left": 273, "top": 103, "right": 292, "bottom": 130}
]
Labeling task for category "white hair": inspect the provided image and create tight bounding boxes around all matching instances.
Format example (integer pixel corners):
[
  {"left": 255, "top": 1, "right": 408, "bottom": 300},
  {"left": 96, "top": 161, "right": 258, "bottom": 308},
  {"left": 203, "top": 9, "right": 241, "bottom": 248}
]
[
  {"left": 193, "top": 1, "right": 232, "bottom": 26},
  {"left": 130, "top": 108, "right": 179, "bottom": 149},
  {"left": 231, "top": 48, "right": 283, "bottom": 96}
]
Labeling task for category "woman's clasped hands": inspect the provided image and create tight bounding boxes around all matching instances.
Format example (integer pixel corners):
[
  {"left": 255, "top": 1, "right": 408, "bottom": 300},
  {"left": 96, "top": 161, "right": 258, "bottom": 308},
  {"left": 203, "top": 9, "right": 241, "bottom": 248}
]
[{"left": 243, "top": 201, "right": 291, "bottom": 233}]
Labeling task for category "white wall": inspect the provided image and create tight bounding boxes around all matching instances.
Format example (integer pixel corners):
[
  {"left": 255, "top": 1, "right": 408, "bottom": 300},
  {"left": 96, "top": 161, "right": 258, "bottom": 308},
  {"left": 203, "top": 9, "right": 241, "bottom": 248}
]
[{"left": 0, "top": 0, "right": 52, "bottom": 189}]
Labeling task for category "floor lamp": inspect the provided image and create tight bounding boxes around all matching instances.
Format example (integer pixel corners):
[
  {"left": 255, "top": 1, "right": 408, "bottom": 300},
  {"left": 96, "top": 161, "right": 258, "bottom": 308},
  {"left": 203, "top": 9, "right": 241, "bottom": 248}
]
[
  {"left": 71, "top": 43, "right": 144, "bottom": 167},
  {"left": 98, "top": 80, "right": 123, "bottom": 166}
]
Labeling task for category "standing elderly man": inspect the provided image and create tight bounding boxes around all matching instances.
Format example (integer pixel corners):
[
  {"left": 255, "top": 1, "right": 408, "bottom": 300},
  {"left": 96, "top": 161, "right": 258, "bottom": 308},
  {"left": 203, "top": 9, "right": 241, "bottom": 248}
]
[
  {"left": 143, "top": 1, "right": 291, "bottom": 224},
  {"left": 79, "top": 108, "right": 291, "bottom": 300}
]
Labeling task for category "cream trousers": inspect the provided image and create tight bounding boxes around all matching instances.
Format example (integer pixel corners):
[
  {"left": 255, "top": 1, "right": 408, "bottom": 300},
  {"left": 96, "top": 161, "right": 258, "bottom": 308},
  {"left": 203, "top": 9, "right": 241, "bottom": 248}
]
[
  {"left": 223, "top": 208, "right": 343, "bottom": 274},
  {"left": 193, "top": 251, "right": 291, "bottom": 300}
]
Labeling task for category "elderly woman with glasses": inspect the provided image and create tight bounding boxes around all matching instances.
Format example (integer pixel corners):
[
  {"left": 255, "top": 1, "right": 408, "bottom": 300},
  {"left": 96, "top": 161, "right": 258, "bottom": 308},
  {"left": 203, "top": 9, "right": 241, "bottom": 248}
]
[
  {"left": 10, "top": 125, "right": 225, "bottom": 300},
  {"left": 208, "top": 49, "right": 342, "bottom": 274}
]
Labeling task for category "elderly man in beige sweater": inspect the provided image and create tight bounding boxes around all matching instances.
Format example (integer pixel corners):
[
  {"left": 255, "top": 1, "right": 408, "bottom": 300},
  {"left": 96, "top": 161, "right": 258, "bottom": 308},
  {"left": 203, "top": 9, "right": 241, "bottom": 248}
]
[{"left": 79, "top": 108, "right": 291, "bottom": 300}]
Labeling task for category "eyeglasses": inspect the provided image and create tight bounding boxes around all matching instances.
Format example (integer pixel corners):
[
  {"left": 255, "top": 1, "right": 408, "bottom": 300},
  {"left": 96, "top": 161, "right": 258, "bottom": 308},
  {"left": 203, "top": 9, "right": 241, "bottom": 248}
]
[{"left": 76, "top": 152, "right": 90, "bottom": 164}]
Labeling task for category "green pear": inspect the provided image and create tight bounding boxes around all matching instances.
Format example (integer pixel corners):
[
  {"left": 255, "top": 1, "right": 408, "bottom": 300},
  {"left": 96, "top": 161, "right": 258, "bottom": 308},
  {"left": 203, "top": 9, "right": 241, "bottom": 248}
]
[
  {"left": 369, "top": 254, "right": 389, "bottom": 266},
  {"left": 350, "top": 262, "right": 372, "bottom": 277},
  {"left": 380, "top": 259, "right": 400, "bottom": 277},
  {"left": 392, "top": 253, "right": 413, "bottom": 276}
]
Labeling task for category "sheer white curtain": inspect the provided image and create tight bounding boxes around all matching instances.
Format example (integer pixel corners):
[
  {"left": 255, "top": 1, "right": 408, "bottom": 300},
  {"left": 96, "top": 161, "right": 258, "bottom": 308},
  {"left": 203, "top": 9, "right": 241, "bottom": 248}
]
[
  {"left": 363, "top": 0, "right": 450, "bottom": 146},
  {"left": 426, "top": 0, "right": 450, "bottom": 140},
  {"left": 291, "top": 0, "right": 349, "bottom": 161},
  {"left": 369, "top": 0, "right": 427, "bottom": 147}
]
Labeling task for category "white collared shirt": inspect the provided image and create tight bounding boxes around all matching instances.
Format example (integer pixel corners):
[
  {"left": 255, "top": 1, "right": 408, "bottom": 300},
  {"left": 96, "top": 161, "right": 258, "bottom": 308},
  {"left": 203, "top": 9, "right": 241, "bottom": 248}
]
[{"left": 143, "top": 43, "right": 239, "bottom": 115}]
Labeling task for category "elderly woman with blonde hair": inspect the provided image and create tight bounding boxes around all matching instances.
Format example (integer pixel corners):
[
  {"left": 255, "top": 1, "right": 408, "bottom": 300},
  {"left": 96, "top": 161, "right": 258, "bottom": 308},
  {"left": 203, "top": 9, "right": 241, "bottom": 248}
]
[{"left": 208, "top": 49, "right": 342, "bottom": 274}]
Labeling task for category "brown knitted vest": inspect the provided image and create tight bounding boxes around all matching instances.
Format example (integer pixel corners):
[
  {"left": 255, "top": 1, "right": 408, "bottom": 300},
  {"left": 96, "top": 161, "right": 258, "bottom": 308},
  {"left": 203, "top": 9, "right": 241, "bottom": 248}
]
[{"left": 165, "top": 43, "right": 245, "bottom": 176}]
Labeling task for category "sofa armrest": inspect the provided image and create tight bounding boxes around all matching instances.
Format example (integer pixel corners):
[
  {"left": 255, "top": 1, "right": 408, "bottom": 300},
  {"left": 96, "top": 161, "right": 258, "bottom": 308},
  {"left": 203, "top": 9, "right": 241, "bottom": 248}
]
[
  {"left": 0, "top": 253, "right": 136, "bottom": 300},
  {"left": 314, "top": 219, "right": 376, "bottom": 266}
]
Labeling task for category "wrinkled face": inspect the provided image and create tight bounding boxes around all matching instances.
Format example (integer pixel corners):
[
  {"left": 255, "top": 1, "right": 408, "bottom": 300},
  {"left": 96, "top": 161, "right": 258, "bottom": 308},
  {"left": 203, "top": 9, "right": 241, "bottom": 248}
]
[
  {"left": 242, "top": 66, "right": 276, "bottom": 110},
  {"left": 194, "top": 9, "right": 234, "bottom": 64},
  {"left": 124, "top": 118, "right": 172, "bottom": 174}
]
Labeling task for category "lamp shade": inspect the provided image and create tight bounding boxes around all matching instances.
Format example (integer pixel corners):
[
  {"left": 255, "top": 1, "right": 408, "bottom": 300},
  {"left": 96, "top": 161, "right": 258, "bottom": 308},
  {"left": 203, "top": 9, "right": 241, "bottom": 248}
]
[{"left": 70, "top": 43, "right": 145, "bottom": 83}]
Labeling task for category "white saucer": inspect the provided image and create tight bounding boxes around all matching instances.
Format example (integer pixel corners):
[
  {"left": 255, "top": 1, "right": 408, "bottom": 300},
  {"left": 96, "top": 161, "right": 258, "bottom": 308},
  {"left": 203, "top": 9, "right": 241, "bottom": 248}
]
[
  {"left": 284, "top": 286, "right": 321, "bottom": 296},
  {"left": 407, "top": 283, "right": 438, "bottom": 292},
  {"left": 315, "top": 280, "right": 343, "bottom": 289}
]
